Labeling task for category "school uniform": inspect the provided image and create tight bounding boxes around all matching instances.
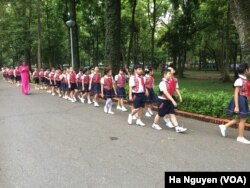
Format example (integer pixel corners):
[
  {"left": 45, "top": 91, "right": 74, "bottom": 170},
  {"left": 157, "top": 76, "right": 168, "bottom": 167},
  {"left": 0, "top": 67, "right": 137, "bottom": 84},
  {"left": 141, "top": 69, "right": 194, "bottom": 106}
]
[
  {"left": 144, "top": 74, "right": 156, "bottom": 103},
  {"left": 226, "top": 75, "right": 250, "bottom": 117},
  {"left": 101, "top": 76, "right": 115, "bottom": 99},
  {"left": 33, "top": 70, "right": 40, "bottom": 84},
  {"left": 168, "top": 77, "right": 179, "bottom": 101},
  {"left": 54, "top": 70, "right": 61, "bottom": 88},
  {"left": 14, "top": 69, "right": 21, "bottom": 82},
  {"left": 8, "top": 69, "right": 14, "bottom": 81},
  {"left": 44, "top": 71, "right": 50, "bottom": 86},
  {"left": 129, "top": 74, "right": 146, "bottom": 109},
  {"left": 67, "top": 72, "right": 77, "bottom": 90},
  {"left": 59, "top": 74, "right": 66, "bottom": 91},
  {"left": 76, "top": 73, "right": 83, "bottom": 91},
  {"left": 115, "top": 74, "right": 127, "bottom": 98},
  {"left": 39, "top": 71, "right": 45, "bottom": 83},
  {"left": 82, "top": 74, "right": 90, "bottom": 92},
  {"left": 91, "top": 72, "right": 101, "bottom": 94},
  {"left": 49, "top": 71, "right": 55, "bottom": 86},
  {"left": 157, "top": 78, "right": 175, "bottom": 117}
]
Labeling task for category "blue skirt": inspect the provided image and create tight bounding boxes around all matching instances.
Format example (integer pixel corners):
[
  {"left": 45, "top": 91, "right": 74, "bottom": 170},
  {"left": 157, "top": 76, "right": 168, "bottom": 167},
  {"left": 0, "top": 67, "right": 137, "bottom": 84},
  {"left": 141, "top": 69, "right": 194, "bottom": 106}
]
[
  {"left": 226, "top": 95, "right": 250, "bottom": 117},
  {"left": 104, "top": 89, "right": 115, "bottom": 99},
  {"left": 91, "top": 83, "right": 101, "bottom": 94},
  {"left": 116, "top": 87, "right": 126, "bottom": 98}
]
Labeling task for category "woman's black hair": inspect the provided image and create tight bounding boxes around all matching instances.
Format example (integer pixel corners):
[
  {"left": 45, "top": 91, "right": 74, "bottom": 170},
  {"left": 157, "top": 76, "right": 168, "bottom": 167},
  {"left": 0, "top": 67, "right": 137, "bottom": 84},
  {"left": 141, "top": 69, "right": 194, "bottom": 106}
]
[{"left": 234, "top": 63, "right": 249, "bottom": 81}]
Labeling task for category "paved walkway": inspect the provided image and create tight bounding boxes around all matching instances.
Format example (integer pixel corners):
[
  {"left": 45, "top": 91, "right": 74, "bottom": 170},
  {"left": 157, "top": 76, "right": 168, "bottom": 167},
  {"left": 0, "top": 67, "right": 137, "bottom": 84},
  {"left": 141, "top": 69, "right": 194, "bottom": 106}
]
[{"left": 1, "top": 80, "right": 250, "bottom": 188}]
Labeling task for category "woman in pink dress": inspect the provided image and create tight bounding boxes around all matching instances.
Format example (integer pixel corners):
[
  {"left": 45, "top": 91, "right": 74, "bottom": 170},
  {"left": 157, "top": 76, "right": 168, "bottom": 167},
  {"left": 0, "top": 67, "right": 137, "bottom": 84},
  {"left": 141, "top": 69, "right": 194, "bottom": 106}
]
[{"left": 19, "top": 60, "right": 30, "bottom": 95}]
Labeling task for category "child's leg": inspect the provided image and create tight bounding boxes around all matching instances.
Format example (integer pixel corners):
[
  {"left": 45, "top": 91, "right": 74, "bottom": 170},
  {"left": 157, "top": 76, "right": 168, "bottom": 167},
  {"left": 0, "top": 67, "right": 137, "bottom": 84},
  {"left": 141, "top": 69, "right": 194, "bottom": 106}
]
[
  {"left": 238, "top": 117, "right": 247, "bottom": 138},
  {"left": 153, "top": 114, "right": 160, "bottom": 124},
  {"left": 224, "top": 119, "right": 240, "bottom": 128}
]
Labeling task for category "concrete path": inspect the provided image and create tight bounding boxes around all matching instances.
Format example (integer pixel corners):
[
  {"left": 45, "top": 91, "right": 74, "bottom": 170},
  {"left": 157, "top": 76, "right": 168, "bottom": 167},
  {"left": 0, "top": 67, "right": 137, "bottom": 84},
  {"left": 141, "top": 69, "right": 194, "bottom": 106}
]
[{"left": 0, "top": 80, "right": 250, "bottom": 188}]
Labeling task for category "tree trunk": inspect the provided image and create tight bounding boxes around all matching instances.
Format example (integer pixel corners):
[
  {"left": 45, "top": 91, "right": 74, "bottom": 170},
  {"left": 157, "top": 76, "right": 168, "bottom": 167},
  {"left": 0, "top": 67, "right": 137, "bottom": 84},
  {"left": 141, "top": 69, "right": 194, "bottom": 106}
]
[
  {"left": 37, "top": 0, "right": 42, "bottom": 69},
  {"left": 127, "top": 0, "right": 137, "bottom": 66},
  {"left": 230, "top": 0, "right": 250, "bottom": 63},
  {"left": 104, "top": 0, "right": 121, "bottom": 76}
]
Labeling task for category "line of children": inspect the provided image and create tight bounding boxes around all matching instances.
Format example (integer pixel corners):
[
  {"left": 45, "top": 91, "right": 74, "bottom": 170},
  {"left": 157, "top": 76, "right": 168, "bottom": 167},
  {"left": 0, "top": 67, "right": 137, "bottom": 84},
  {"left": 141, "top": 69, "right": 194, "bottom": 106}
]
[{"left": 2, "top": 64, "right": 188, "bottom": 135}]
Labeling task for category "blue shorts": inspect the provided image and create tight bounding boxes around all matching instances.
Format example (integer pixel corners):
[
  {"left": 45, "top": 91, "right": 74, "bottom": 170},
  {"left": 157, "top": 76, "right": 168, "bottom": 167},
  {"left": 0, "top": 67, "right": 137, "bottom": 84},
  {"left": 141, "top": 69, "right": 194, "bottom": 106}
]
[
  {"left": 116, "top": 87, "right": 126, "bottom": 98},
  {"left": 40, "top": 77, "right": 45, "bottom": 83},
  {"left": 146, "top": 88, "right": 156, "bottom": 104},
  {"left": 50, "top": 80, "right": 55, "bottom": 86},
  {"left": 77, "top": 82, "right": 83, "bottom": 91},
  {"left": 83, "top": 83, "right": 90, "bottom": 92},
  {"left": 132, "top": 92, "right": 146, "bottom": 109},
  {"left": 56, "top": 81, "right": 61, "bottom": 88},
  {"left": 44, "top": 78, "right": 50, "bottom": 86},
  {"left": 16, "top": 75, "right": 21, "bottom": 82},
  {"left": 157, "top": 98, "right": 175, "bottom": 117},
  {"left": 91, "top": 83, "right": 101, "bottom": 94},
  {"left": 69, "top": 83, "right": 77, "bottom": 91},
  {"left": 34, "top": 77, "right": 39, "bottom": 84},
  {"left": 60, "top": 82, "right": 65, "bottom": 90}
]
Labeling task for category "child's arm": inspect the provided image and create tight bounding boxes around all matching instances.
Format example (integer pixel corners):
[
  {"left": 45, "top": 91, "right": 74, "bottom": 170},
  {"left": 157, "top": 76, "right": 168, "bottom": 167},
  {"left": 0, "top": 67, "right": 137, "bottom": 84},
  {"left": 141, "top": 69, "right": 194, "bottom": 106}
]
[
  {"left": 234, "top": 87, "right": 240, "bottom": 113},
  {"left": 89, "top": 77, "right": 92, "bottom": 91},
  {"left": 129, "top": 87, "right": 132, "bottom": 101},
  {"left": 176, "top": 89, "right": 182, "bottom": 102},
  {"left": 101, "top": 83, "right": 104, "bottom": 98}
]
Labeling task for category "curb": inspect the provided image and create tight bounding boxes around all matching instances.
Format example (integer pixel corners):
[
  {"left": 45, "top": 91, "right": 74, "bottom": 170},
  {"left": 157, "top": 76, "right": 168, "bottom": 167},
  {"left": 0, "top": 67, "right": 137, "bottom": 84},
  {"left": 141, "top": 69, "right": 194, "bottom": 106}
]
[
  {"left": 28, "top": 82, "right": 250, "bottom": 130},
  {"left": 112, "top": 97, "right": 250, "bottom": 130}
]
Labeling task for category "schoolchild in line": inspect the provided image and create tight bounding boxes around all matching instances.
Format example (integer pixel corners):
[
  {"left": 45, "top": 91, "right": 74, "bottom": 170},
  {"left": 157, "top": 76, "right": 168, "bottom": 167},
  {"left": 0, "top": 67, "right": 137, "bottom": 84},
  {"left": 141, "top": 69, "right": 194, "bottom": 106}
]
[
  {"left": 219, "top": 63, "right": 250, "bottom": 144},
  {"left": 54, "top": 67, "right": 62, "bottom": 97},
  {"left": 32, "top": 67, "right": 40, "bottom": 90},
  {"left": 101, "top": 67, "right": 117, "bottom": 114},
  {"left": 76, "top": 68, "right": 84, "bottom": 103},
  {"left": 67, "top": 67, "right": 78, "bottom": 102},
  {"left": 39, "top": 68, "right": 45, "bottom": 89},
  {"left": 81, "top": 68, "right": 92, "bottom": 104},
  {"left": 151, "top": 69, "right": 187, "bottom": 133},
  {"left": 144, "top": 68, "right": 156, "bottom": 117},
  {"left": 128, "top": 64, "right": 148, "bottom": 126},
  {"left": 49, "top": 67, "right": 56, "bottom": 95},
  {"left": 44, "top": 68, "right": 51, "bottom": 91},
  {"left": 89, "top": 66, "right": 101, "bottom": 107},
  {"left": 163, "top": 65, "right": 183, "bottom": 129},
  {"left": 115, "top": 67, "right": 130, "bottom": 112},
  {"left": 14, "top": 66, "right": 21, "bottom": 86}
]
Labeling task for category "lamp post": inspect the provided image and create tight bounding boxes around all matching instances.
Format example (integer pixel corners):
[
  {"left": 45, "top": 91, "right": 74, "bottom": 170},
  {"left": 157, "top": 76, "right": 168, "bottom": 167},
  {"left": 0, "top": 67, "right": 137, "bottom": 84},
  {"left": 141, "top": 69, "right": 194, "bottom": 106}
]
[{"left": 66, "top": 19, "right": 75, "bottom": 68}]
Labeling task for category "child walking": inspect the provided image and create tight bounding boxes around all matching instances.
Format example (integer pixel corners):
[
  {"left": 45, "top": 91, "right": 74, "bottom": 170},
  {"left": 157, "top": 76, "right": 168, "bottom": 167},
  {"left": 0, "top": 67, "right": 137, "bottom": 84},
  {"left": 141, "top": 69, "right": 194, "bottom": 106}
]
[
  {"left": 219, "top": 63, "right": 250, "bottom": 144},
  {"left": 115, "top": 67, "right": 130, "bottom": 112},
  {"left": 163, "top": 65, "right": 183, "bottom": 129},
  {"left": 32, "top": 67, "right": 40, "bottom": 90},
  {"left": 151, "top": 69, "right": 187, "bottom": 133},
  {"left": 144, "top": 68, "right": 156, "bottom": 117},
  {"left": 82, "top": 68, "right": 92, "bottom": 104},
  {"left": 127, "top": 64, "right": 148, "bottom": 126},
  {"left": 101, "top": 67, "right": 117, "bottom": 114},
  {"left": 89, "top": 66, "right": 101, "bottom": 107}
]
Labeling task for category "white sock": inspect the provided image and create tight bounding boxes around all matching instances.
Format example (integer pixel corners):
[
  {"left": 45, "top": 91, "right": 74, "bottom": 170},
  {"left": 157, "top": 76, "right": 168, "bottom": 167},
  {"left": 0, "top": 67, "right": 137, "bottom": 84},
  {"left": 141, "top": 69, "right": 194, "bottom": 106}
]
[{"left": 108, "top": 99, "right": 113, "bottom": 111}]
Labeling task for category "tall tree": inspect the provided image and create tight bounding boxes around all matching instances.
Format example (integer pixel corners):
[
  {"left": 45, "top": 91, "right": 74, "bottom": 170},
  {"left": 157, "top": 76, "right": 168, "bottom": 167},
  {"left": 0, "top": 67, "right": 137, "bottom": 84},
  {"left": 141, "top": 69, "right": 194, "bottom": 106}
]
[
  {"left": 104, "top": 0, "right": 121, "bottom": 75},
  {"left": 230, "top": 0, "right": 250, "bottom": 63},
  {"left": 37, "top": 0, "right": 42, "bottom": 69}
]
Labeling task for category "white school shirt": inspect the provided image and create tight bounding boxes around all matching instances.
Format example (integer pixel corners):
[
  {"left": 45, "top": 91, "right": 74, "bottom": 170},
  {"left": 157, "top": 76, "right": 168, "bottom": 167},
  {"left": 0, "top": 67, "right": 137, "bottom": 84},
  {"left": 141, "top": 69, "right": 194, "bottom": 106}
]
[
  {"left": 129, "top": 74, "right": 144, "bottom": 93},
  {"left": 234, "top": 74, "right": 246, "bottom": 87},
  {"left": 100, "top": 76, "right": 115, "bottom": 85},
  {"left": 158, "top": 78, "right": 168, "bottom": 100}
]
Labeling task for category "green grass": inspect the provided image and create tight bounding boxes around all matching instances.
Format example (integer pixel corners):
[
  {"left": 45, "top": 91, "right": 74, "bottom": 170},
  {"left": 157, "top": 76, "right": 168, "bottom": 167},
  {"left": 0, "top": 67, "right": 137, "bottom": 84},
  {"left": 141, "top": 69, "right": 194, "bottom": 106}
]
[{"left": 152, "top": 70, "right": 234, "bottom": 95}]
